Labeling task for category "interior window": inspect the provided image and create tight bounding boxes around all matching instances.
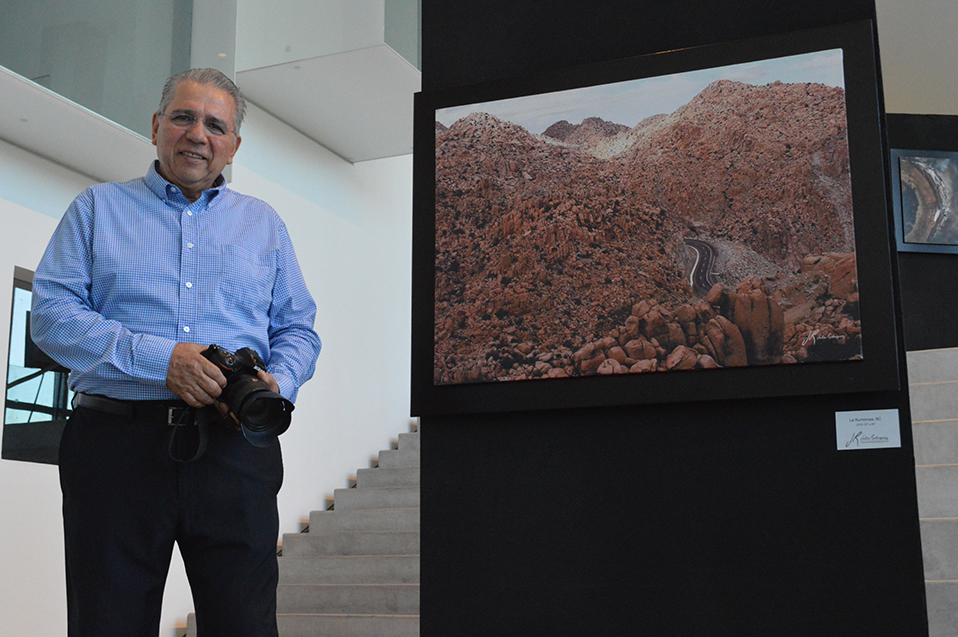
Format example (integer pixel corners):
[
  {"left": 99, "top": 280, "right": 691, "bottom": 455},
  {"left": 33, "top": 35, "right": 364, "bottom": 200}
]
[{"left": 3, "top": 266, "right": 71, "bottom": 464}]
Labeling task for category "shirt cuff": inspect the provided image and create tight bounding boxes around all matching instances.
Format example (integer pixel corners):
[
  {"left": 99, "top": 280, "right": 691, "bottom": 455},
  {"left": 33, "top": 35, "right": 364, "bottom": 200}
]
[
  {"left": 134, "top": 334, "right": 179, "bottom": 385},
  {"left": 271, "top": 372, "right": 297, "bottom": 402}
]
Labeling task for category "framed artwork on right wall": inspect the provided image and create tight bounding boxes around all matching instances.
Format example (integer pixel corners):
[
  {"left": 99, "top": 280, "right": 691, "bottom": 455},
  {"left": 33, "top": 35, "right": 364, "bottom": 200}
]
[{"left": 891, "top": 147, "right": 958, "bottom": 254}]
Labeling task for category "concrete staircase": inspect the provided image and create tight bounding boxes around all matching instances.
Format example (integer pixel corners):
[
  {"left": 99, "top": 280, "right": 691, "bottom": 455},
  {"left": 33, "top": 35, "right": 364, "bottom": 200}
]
[
  {"left": 277, "top": 425, "right": 420, "bottom": 636},
  {"left": 907, "top": 348, "right": 958, "bottom": 637},
  {"left": 182, "top": 425, "right": 420, "bottom": 636}
]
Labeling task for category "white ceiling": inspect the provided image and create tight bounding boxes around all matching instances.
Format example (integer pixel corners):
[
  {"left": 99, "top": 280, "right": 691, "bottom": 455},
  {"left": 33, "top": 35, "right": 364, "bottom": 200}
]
[{"left": 238, "top": 44, "right": 421, "bottom": 164}]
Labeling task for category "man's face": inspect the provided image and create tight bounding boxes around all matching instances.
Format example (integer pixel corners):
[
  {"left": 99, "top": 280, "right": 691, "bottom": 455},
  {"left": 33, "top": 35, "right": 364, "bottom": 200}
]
[{"left": 151, "top": 80, "right": 242, "bottom": 201}]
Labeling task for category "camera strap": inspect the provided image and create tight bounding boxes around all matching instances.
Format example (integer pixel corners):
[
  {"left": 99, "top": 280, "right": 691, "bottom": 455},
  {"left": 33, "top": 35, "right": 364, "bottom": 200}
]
[{"left": 167, "top": 408, "right": 209, "bottom": 464}]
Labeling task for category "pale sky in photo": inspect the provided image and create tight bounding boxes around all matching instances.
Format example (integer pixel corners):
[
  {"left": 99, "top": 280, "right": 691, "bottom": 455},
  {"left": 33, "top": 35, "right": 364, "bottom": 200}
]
[{"left": 436, "top": 49, "right": 845, "bottom": 135}]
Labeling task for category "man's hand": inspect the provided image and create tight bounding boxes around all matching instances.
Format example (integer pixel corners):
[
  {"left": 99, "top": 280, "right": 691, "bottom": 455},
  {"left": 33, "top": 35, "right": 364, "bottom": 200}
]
[
  {"left": 166, "top": 343, "right": 228, "bottom": 408},
  {"left": 258, "top": 369, "right": 280, "bottom": 394}
]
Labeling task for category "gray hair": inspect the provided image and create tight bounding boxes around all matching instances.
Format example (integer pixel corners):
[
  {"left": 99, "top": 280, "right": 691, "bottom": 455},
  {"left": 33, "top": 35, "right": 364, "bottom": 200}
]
[{"left": 157, "top": 68, "right": 247, "bottom": 134}]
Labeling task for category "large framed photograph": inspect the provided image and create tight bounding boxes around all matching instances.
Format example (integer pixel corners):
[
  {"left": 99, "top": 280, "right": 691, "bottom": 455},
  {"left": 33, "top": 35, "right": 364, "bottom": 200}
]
[
  {"left": 891, "top": 148, "right": 958, "bottom": 254},
  {"left": 411, "top": 20, "right": 900, "bottom": 416}
]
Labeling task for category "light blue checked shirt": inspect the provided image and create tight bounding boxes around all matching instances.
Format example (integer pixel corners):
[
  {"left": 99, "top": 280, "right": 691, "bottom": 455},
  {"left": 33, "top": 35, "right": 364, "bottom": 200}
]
[{"left": 31, "top": 162, "right": 321, "bottom": 402}]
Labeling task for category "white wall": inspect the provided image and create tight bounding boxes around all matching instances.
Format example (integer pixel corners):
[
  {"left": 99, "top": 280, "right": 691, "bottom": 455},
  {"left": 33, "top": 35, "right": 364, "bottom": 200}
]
[
  {"left": 0, "top": 105, "right": 412, "bottom": 634},
  {"left": 876, "top": 0, "right": 958, "bottom": 115},
  {"left": 0, "top": 139, "right": 90, "bottom": 636},
  {"left": 233, "top": 103, "right": 415, "bottom": 539}
]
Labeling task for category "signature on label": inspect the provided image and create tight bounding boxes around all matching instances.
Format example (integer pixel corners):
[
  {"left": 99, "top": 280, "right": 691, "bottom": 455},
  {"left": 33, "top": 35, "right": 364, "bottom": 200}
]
[{"left": 845, "top": 431, "right": 890, "bottom": 448}]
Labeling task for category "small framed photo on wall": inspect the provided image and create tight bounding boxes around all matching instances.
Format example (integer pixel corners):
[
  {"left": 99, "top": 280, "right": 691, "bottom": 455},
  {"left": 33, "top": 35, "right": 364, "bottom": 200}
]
[{"left": 891, "top": 148, "right": 958, "bottom": 254}]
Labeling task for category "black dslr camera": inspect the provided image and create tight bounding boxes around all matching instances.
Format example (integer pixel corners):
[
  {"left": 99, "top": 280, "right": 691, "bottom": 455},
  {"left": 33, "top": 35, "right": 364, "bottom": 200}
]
[{"left": 201, "top": 344, "right": 294, "bottom": 447}]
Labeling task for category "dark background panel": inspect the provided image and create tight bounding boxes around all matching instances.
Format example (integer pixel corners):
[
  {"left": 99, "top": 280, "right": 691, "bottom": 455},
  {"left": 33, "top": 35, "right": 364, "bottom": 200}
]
[
  {"left": 420, "top": 2, "right": 927, "bottom": 635},
  {"left": 899, "top": 252, "right": 958, "bottom": 350},
  {"left": 425, "top": 395, "right": 924, "bottom": 636},
  {"left": 887, "top": 113, "right": 958, "bottom": 351},
  {"left": 422, "top": 0, "right": 876, "bottom": 91}
]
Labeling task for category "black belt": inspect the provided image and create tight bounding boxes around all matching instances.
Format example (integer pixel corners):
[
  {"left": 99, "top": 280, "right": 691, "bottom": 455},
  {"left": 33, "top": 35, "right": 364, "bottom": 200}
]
[{"left": 73, "top": 393, "right": 196, "bottom": 426}]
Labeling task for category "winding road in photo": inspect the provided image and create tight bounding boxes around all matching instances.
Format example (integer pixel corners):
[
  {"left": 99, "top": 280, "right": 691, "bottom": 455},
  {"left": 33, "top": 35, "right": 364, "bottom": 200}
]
[{"left": 684, "top": 238, "right": 719, "bottom": 297}]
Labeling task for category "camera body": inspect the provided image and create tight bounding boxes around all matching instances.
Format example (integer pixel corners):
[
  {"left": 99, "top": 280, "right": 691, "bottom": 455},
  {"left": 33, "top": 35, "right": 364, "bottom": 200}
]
[{"left": 201, "top": 344, "right": 294, "bottom": 447}]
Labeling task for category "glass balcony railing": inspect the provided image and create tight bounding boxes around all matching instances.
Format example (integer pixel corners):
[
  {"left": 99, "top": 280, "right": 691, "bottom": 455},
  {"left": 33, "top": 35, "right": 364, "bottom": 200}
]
[{"left": 0, "top": 0, "right": 192, "bottom": 138}]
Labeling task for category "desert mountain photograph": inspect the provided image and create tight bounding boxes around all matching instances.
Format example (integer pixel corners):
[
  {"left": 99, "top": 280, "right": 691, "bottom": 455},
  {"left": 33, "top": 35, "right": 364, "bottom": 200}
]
[{"left": 433, "top": 49, "right": 862, "bottom": 385}]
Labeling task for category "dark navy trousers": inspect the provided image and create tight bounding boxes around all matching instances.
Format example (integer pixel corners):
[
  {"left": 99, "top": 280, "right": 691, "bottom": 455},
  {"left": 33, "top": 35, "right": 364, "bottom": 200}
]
[{"left": 59, "top": 406, "right": 283, "bottom": 637}]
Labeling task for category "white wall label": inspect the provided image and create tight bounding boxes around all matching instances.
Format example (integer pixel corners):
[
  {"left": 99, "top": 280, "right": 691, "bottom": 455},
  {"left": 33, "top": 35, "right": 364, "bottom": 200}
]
[{"left": 836, "top": 409, "right": 901, "bottom": 451}]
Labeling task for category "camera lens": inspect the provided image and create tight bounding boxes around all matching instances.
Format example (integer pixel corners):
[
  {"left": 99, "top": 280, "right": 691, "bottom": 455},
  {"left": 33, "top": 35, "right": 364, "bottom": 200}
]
[
  {"left": 243, "top": 398, "right": 274, "bottom": 431},
  {"left": 240, "top": 393, "right": 291, "bottom": 434},
  {"left": 229, "top": 381, "right": 293, "bottom": 446}
]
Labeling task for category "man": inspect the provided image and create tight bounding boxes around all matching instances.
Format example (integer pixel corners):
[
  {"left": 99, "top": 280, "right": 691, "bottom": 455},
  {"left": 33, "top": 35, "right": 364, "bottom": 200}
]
[{"left": 31, "top": 68, "right": 321, "bottom": 636}]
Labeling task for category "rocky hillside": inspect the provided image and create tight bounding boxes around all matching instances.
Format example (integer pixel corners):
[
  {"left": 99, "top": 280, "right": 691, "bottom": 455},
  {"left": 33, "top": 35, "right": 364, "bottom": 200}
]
[
  {"left": 433, "top": 80, "right": 859, "bottom": 385},
  {"left": 543, "top": 117, "right": 630, "bottom": 152},
  {"left": 617, "top": 80, "right": 854, "bottom": 271}
]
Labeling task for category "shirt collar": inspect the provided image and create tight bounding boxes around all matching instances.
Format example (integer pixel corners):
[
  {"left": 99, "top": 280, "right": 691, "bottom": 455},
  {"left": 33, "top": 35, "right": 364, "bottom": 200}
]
[{"left": 145, "top": 161, "right": 226, "bottom": 204}]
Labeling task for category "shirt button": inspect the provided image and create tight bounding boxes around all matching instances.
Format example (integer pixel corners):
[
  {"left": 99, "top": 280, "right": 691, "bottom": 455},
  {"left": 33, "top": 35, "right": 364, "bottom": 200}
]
[
  {"left": 183, "top": 326, "right": 190, "bottom": 333},
  {"left": 187, "top": 243, "right": 194, "bottom": 249},
  {"left": 186, "top": 282, "right": 193, "bottom": 289},
  {"left": 187, "top": 211, "right": 193, "bottom": 217}
]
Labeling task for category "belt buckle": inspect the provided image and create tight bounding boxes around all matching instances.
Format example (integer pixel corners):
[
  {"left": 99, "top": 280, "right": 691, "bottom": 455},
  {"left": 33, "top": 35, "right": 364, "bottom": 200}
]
[{"left": 168, "top": 406, "right": 193, "bottom": 426}]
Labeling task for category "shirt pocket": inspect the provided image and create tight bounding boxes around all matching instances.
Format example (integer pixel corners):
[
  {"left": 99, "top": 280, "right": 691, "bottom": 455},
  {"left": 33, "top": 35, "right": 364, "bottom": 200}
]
[{"left": 217, "top": 244, "right": 277, "bottom": 312}]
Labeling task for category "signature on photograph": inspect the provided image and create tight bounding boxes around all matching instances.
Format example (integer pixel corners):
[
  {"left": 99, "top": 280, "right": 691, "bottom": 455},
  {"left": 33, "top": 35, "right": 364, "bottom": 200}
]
[{"left": 802, "top": 329, "right": 847, "bottom": 348}]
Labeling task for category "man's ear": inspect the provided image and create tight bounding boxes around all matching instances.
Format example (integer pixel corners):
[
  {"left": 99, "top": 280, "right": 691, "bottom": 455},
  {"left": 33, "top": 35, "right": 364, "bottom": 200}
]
[
  {"left": 151, "top": 113, "right": 160, "bottom": 146},
  {"left": 227, "top": 135, "right": 242, "bottom": 165}
]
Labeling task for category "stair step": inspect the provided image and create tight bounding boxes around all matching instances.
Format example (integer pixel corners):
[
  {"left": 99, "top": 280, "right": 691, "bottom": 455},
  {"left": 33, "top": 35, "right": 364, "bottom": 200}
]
[
  {"left": 272, "top": 426, "right": 421, "bottom": 637},
  {"left": 396, "top": 432, "right": 420, "bottom": 451},
  {"left": 310, "top": 508, "right": 419, "bottom": 534},
  {"left": 916, "top": 465, "right": 958, "bottom": 518},
  {"left": 334, "top": 486, "right": 419, "bottom": 510},
  {"left": 919, "top": 519, "right": 958, "bottom": 580},
  {"left": 910, "top": 380, "right": 958, "bottom": 422},
  {"left": 376, "top": 447, "right": 420, "bottom": 469},
  {"left": 277, "top": 613, "right": 419, "bottom": 637},
  {"left": 282, "top": 531, "right": 420, "bottom": 557},
  {"left": 279, "top": 555, "right": 420, "bottom": 584},
  {"left": 926, "top": 582, "right": 958, "bottom": 637},
  {"left": 913, "top": 420, "right": 958, "bottom": 466},
  {"left": 357, "top": 466, "right": 420, "bottom": 488},
  {"left": 278, "top": 583, "right": 420, "bottom": 614}
]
